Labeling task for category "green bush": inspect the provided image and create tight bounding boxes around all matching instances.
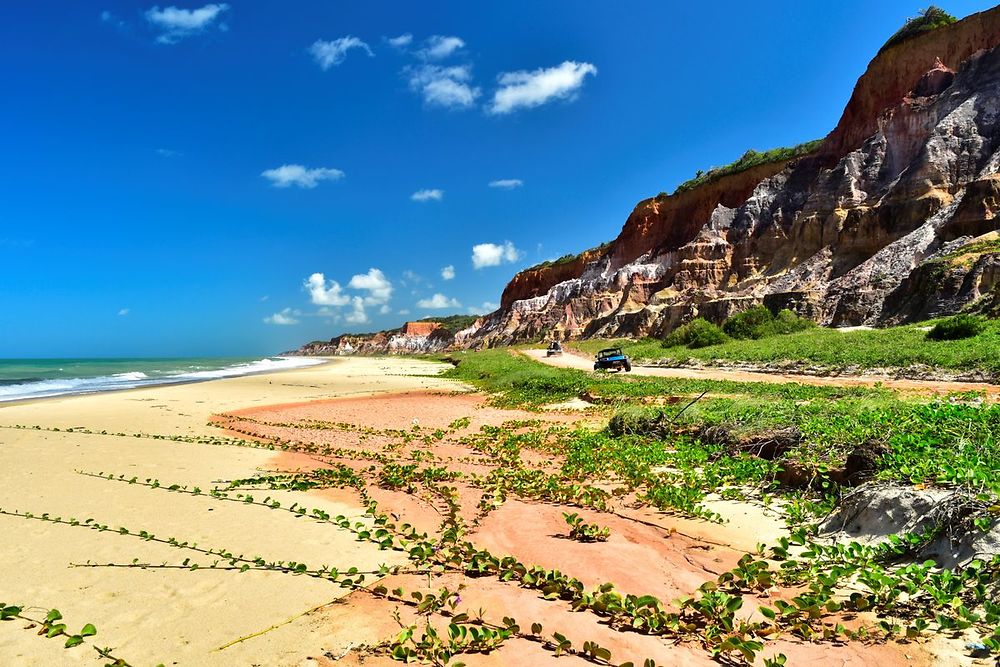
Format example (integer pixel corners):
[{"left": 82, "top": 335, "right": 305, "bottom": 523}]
[
  {"left": 723, "top": 307, "right": 774, "bottom": 339},
  {"left": 722, "top": 307, "right": 814, "bottom": 340},
  {"left": 663, "top": 318, "right": 728, "bottom": 349},
  {"left": 881, "top": 6, "right": 957, "bottom": 53},
  {"left": 926, "top": 314, "right": 985, "bottom": 341}
]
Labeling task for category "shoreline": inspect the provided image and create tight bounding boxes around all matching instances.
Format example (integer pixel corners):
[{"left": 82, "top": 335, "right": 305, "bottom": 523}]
[{"left": 0, "top": 356, "right": 334, "bottom": 407}]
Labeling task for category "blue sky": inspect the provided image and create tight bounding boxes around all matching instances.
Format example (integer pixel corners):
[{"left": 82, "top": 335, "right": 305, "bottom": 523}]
[{"left": 1, "top": 1, "right": 993, "bottom": 357}]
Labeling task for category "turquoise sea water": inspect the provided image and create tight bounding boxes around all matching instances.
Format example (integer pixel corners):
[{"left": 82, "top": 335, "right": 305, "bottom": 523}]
[{"left": 0, "top": 357, "right": 324, "bottom": 402}]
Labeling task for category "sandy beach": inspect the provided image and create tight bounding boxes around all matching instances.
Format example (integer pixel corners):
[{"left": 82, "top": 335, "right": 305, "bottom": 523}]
[
  {"left": 0, "top": 357, "right": 456, "bottom": 666},
  {"left": 0, "top": 356, "right": 952, "bottom": 666}
]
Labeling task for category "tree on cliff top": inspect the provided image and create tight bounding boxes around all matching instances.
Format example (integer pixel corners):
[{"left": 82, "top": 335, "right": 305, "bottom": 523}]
[{"left": 881, "top": 6, "right": 957, "bottom": 52}]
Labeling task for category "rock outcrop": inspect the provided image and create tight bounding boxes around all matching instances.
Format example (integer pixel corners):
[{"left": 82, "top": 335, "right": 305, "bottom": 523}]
[{"left": 469, "top": 6, "right": 1000, "bottom": 346}]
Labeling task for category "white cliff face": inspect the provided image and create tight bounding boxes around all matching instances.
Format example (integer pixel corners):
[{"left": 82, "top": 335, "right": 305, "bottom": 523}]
[{"left": 469, "top": 45, "right": 1000, "bottom": 346}]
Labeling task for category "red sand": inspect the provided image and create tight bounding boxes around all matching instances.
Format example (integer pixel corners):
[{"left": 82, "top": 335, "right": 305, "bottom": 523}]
[{"left": 210, "top": 390, "right": 935, "bottom": 666}]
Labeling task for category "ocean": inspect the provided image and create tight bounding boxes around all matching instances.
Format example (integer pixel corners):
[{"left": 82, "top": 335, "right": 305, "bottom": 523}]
[{"left": 0, "top": 357, "right": 325, "bottom": 403}]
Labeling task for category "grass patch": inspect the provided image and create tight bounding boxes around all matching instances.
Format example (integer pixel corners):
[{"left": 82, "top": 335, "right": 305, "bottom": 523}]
[
  {"left": 522, "top": 242, "right": 611, "bottom": 273},
  {"left": 440, "top": 349, "right": 886, "bottom": 407},
  {"left": 671, "top": 140, "right": 821, "bottom": 195},
  {"left": 574, "top": 317, "right": 1000, "bottom": 374},
  {"left": 444, "top": 350, "right": 1000, "bottom": 499}
]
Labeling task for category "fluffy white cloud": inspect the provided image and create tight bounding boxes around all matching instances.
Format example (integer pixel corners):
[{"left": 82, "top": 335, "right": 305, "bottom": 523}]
[
  {"left": 264, "top": 308, "right": 300, "bottom": 325},
  {"left": 304, "top": 273, "right": 350, "bottom": 306},
  {"left": 118, "top": 308, "right": 130, "bottom": 316},
  {"left": 387, "top": 33, "right": 413, "bottom": 48},
  {"left": 344, "top": 297, "right": 368, "bottom": 324},
  {"left": 417, "top": 293, "right": 461, "bottom": 309},
  {"left": 417, "top": 35, "right": 465, "bottom": 60},
  {"left": 471, "top": 241, "right": 521, "bottom": 269},
  {"left": 379, "top": 304, "right": 392, "bottom": 314},
  {"left": 398, "top": 309, "right": 411, "bottom": 315},
  {"left": 348, "top": 268, "right": 393, "bottom": 305},
  {"left": 441, "top": 265, "right": 455, "bottom": 280},
  {"left": 144, "top": 3, "right": 229, "bottom": 43},
  {"left": 488, "top": 61, "right": 597, "bottom": 115},
  {"left": 310, "top": 36, "right": 373, "bottom": 70},
  {"left": 262, "top": 164, "right": 344, "bottom": 188},
  {"left": 406, "top": 64, "right": 480, "bottom": 109},
  {"left": 489, "top": 179, "right": 523, "bottom": 189},
  {"left": 411, "top": 188, "right": 443, "bottom": 202},
  {"left": 155, "top": 148, "right": 181, "bottom": 157}
]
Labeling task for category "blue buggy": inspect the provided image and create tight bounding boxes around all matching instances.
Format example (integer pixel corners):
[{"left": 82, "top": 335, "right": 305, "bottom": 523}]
[{"left": 593, "top": 347, "right": 631, "bottom": 372}]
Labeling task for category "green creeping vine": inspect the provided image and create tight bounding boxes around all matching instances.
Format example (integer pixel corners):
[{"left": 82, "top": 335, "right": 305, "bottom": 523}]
[
  {"left": 0, "top": 602, "right": 135, "bottom": 666},
  {"left": 563, "top": 512, "right": 611, "bottom": 542}
]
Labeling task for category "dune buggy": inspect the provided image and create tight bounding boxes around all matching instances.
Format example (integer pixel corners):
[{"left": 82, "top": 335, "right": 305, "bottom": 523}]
[{"left": 593, "top": 347, "right": 631, "bottom": 372}]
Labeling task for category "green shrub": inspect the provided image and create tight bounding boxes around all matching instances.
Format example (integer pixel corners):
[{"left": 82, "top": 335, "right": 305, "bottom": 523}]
[
  {"left": 881, "top": 6, "right": 957, "bottom": 53},
  {"left": 723, "top": 307, "right": 774, "bottom": 339},
  {"left": 926, "top": 314, "right": 985, "bottom": 341},
  {"left": 722, "top": 307, "right": 815, "bottom": 340},
  {"left": 664, "top": 318, "right": 728, "bottom": 349}
]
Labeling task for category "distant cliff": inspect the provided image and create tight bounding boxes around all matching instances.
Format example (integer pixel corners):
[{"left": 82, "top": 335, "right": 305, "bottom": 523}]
[
  {"left": 468, "top": 5, "right": 1000, "bottom": 345},
  {"left": 287, "top": 316, "right": 480, "bottom": 356}
]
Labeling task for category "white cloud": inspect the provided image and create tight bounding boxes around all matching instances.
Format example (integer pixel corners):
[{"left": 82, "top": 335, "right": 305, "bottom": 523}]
[
  {"left": 411, "top": 188, "right": 443, "bottom": 202},
  {"left": 345, "top": 297, "right": 368, "bottom": 324},
  {"left": 387, "top": 33, "right": 412, "bottom": 48},
  {"left": 417, "top": 35, "right": 465, "bottom": 60},
  {"left": 264, "top": 308, "right": 300, "bottom": 325},
  {"left": 441, "top": 265, "right": 455, "bottom": 280},
  {"left": 468, "top": 301, "right": 498, "bottom": 315},
  {"left": 310, "top": 36, "right": 373, "bottom": 70},
  {"left": 144, "top": 3, "right": 229, "bottom": 43},
  {"left": 118, "top": 308, "right": 130, "bottom": 316},
  {"left": 488, "top": 61, "right": 597, "bottom": 115},
  {"left": 406, "top": 64, "right": 480, "bottom": 109},
  {"left": 401, "top": 270, "right": 424, "bottom": 286},
  {"left": 489, "top": 179, "right": 523, "bottom": 189},
  {"left": 379, "top": 305, "right": 391, "bottom": 314},
  {"left": 417, "top": 293, "right": 461, "bottom": 309},
  {"left": 262, "top": 164, "right": 344, "bottom": 189},
  {"left": 348, "top": 268, "right": 393, "bottom": 305},
  {"left": 304, "top": 273, "right": 350, "bottom": 306},
  {"left": 398, "top": 308, "right": 411, "bottom": 316},
  {"left": 472, "top": 241, "right": 521, "bottom": 269},
  {"left": 156, "top": 148, "right": 181, "bottom": 157}
]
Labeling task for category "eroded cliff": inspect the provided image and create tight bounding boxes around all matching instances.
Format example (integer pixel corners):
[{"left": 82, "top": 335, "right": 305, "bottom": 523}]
[{"left": 470, "top": 6, "right": 1000, "bottom": 346}]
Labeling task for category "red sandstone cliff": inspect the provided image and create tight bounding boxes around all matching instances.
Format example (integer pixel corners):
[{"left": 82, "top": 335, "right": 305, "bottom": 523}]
[{"left": 470, "top": 6, "right": 1000, "bottom": 346}]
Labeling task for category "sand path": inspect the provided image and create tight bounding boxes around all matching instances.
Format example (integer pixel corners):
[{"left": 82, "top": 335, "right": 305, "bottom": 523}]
[{"left": 525, "top": 349, "right": 1000, "bottom": 396}]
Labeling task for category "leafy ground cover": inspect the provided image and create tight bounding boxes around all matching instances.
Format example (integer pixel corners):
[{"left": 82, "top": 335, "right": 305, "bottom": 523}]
[
  {"left": 574, "top": 316, "right": 1000, "bottom": 374},
  {"left": 5, "top": 351, "right": 999, "bottom": 665}
]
